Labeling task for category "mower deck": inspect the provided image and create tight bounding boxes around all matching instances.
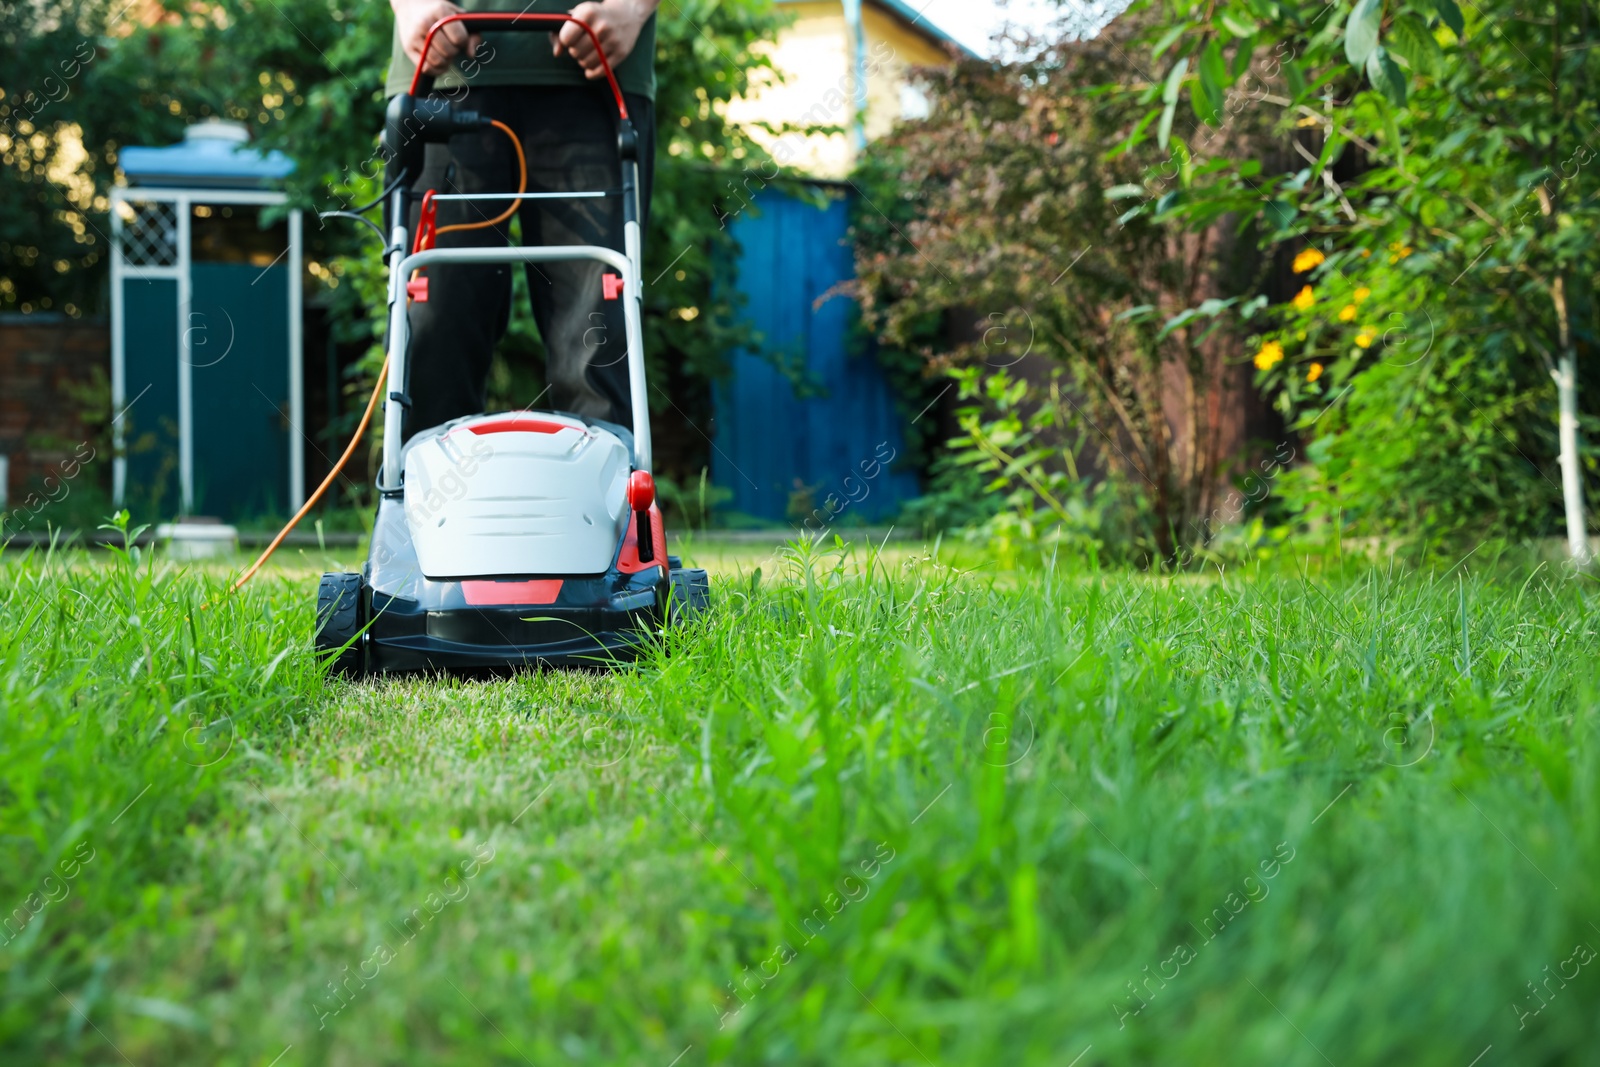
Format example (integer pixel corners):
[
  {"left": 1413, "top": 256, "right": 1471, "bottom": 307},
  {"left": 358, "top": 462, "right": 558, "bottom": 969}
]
[
  {"left": 317, "top": 558, "right": 707, "bottom": 676},
  {"left": 314, "top": 412, "right": 709, "bottom": 677}
]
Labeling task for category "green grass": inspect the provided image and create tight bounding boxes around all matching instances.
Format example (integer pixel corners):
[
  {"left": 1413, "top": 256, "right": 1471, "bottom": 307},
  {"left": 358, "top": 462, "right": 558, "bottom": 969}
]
[{"left": 2, "top": 532, "right": 1599, "bottom": 1065}]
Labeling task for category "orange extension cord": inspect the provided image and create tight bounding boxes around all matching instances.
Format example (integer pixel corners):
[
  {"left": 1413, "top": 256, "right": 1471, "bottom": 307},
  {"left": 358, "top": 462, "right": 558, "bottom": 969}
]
[
  {"left": 229, "top": 119, "right": 527, "bottom": 594},
  {"left": 230, "top": 356, "right": 388, "bottom": 593},
  {"left": 437, "top": 119, "right": 525, "bottom": 236}
]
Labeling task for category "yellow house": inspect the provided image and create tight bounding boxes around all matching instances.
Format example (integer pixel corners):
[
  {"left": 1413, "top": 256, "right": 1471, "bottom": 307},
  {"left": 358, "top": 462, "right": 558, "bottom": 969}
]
[{"left": 725, "top": 0, "right": 974, "bottom": 178}]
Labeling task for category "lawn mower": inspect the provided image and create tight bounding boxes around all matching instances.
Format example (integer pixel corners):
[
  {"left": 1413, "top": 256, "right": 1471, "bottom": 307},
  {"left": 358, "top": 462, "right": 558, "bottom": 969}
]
[{"left": 235, "top": 13, "right": 707, "bottom": 675}]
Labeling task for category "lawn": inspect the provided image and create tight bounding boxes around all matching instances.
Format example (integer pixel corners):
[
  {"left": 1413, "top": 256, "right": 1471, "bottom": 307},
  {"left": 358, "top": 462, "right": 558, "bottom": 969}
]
[{"left": 2, "top": 530, "right": 1598, "bottom": 1065}]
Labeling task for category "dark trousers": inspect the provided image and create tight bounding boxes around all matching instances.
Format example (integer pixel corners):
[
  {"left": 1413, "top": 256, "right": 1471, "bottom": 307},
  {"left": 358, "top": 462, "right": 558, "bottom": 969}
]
[{"left": 403, "top": 85, "right": 654, "bottom": 441}]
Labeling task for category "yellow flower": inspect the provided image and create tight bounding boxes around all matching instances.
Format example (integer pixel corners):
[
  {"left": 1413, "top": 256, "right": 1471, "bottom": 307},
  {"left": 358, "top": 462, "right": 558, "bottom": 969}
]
[
  {"left": 1254, "top": 341, "right": 1284, "bottom": 370},
  {"left": 1359, "top": 249, "right": 1371, "bottom": 258},
  {"left": 1291, "top": 285, "right": 1315, "bottom": 311},
  {"left": 1355, "top": 328, "right": 1376, "bottom": 349},
  {"left": 1295, "top": 114, "right": 1322, "bottom": 128},
  {"left": 1338, "top": 304, "right": 1357, "bottom": 322},
  {"left": 1307, "top": 362, "right": 1324, "bottom": 382},
  {"left": 1292, "top": 248, "right": 1326, "bottom": 273},
  {"left": 1354, "top": 286, "right": 1371, "bottom": 303}
]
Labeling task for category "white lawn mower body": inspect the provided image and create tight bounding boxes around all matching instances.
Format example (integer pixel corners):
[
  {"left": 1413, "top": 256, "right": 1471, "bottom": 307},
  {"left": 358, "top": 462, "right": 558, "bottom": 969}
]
[
  {"left": 403, "top": 413, "right": 631, "bottom": 578},
  {"left": 313, "top": 13, "right": 708, "bottom": 675}
]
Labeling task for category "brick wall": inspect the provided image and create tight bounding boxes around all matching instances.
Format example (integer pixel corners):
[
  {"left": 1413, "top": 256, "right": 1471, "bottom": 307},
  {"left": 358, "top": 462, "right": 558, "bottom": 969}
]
[{"left": 0, "top": 313, "right": 111, "bottom": 510}]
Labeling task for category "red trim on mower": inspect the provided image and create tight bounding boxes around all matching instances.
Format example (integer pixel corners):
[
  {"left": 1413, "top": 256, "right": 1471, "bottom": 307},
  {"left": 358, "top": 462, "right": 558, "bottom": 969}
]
[
  {"left": 616, "top": 504, "right": 667, "bottom": 574},
  {"left": 413, "top": 189, "right": 440, "bottom": 255},
  {"left": 461, "top": 579, "right": 565, "bottom": 606},
  {"left": 461, "top": 417, "right": 573, "bottom": 435}
]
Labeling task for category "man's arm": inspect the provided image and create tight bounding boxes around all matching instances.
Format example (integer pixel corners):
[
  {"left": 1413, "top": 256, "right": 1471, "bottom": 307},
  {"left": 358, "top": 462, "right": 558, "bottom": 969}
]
[
  {"left": 392, "top": 0, "right": 482, "bottom": 77},
  {"left": 553, "top": 0, "right": 660, "bottom": 80}
]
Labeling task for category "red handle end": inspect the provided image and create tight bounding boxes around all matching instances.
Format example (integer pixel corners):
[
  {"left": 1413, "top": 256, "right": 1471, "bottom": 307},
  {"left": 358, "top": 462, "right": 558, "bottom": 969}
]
[{"left": 628, "top": 470, "right": 655, "bottom": 511}]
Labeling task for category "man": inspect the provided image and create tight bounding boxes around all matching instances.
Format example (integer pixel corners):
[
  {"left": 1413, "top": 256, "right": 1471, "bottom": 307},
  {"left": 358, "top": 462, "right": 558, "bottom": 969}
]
[{"left": 386, "top": 0, "right": 660, "bottom": 441}]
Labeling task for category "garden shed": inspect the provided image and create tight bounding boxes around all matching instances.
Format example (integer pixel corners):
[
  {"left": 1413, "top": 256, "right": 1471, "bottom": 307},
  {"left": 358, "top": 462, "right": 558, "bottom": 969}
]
[{"left": 111, "top": 119, "right": 304, "bottom": 521}]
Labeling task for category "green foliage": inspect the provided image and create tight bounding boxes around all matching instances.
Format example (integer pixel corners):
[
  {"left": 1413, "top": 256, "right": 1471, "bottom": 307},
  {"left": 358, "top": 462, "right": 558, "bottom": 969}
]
[
  {"left": 1116, "top": 0, "right": 1599, "bottom": 546},
  {"left": 848, "top": 147, "right": 961, "bottom": 476},
  {"left": 0, "top": 0, "right": 155, "bottom": 315},
  {"left": 5, "top": 541, "right": 1600, "bottom": 1061},
  {"left": 941, "top": 364, "right": 1118, "bottom": 566},
  {"left": 1344, "top": 0, "right": 1384, "bottom": 66},
  {"left": 896, "top": 449, "right": 1006, "bottom": 537},
  {"left": 855, "top": 20, "right": 1261, "bottom": 564},
  {"left": 655, "top": 466, "right": 732, "bottom": 533},
  {"left": 1, "top": 0, "right": 789, "bottom": 489}
]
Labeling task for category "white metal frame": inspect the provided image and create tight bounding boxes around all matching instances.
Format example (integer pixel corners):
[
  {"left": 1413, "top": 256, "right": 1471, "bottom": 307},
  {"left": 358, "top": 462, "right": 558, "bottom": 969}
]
[
  {"left": 110, "top": 185, "right": 304, "bottom": 514},
  {"left": 378, "top": 230, "right": 651, "bottom": 493}
]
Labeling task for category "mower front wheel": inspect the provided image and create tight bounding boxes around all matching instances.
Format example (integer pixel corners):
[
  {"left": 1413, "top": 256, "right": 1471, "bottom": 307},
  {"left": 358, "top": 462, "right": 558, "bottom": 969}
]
[
  {"left": 668, "top": 567, "right": 711, "bottom": 626},
  {"left": 316, "top": 572, "right": 368, "bottom": 678}
]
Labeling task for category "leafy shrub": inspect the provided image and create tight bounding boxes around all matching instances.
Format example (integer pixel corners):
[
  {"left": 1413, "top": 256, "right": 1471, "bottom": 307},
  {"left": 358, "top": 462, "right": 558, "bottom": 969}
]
[
  {"left": 854, "top": 17, "right": 1272, "bottom": 565},
  {"left": 1119, "top": 0, "right": 1599, "bottom": 550}
]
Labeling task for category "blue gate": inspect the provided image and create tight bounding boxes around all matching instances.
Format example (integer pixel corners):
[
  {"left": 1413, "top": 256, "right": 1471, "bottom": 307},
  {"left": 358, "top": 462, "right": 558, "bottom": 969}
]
[{"left": 714, "top": 186, "right": 919, "bottom": 526}]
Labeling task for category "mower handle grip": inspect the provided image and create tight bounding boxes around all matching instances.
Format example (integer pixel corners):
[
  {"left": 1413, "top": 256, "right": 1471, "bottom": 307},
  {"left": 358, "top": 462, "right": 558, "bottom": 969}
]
[{"left": 409, "top": 12, "right": 629, "bottom": 121}]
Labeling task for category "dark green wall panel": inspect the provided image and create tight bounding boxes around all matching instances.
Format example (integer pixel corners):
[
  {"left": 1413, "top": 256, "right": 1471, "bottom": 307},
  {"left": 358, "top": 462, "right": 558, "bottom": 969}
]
[
  {"left": 190, "top": 262, "right": 289, "bottom": 520},
  {"left": 122, "top": 276, "right": 180, "bottom": 517}
]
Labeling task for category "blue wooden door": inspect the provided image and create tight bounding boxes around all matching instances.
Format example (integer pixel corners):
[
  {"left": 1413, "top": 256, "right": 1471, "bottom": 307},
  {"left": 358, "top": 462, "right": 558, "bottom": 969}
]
[{"left": 715, "top": 188, "right": 918, "bottom": 526}]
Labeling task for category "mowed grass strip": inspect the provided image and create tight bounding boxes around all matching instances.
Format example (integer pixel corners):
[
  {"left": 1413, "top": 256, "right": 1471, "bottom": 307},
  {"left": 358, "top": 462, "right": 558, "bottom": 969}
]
[{"left": 1, "top": 535, "right": 1598, "bottom": 1065}]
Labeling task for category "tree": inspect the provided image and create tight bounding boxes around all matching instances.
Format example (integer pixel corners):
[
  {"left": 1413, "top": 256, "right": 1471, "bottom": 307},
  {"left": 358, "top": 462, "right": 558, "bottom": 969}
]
[
  {"left": 855, "top": 18, "right": 1276, "bottom": 564},
  {"left": 1, "top": 0, "right": 139, "bottom": 317},
  {"left": 1, "top": 0, "right": 789, "bottom": 492},
  {"left": 1115, "top": 0, "right": 1597, "bottom": 558}
]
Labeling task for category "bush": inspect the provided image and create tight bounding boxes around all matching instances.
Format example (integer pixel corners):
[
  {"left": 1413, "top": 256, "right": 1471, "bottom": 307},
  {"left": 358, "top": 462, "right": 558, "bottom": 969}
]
[{"left": 1117, "top": 0, "right": 1600, "bottom": 551}]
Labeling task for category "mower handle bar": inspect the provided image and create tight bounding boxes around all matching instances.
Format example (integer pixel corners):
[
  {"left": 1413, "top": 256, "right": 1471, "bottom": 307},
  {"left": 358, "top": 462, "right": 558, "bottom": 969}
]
[
  {"left": 380, "top": 243, "right": 651, "bottom": 492},
  {"left": 410, "top": 12, "right": 629, "bottom": 120},
  {"left": 388, "top": 14, "right": 647, "bottom": 494},
  {"left": 427, "top": 191, "right": 616, "bottom": 201}
]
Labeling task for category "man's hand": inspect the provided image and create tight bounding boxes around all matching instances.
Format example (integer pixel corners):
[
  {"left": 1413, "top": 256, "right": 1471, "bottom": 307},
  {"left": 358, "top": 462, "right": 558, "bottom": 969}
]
[
  {"left": 393, "top": 0, "right": 483, "bottom": 77},
  {"left": 553, "top": 0, "right": 659, "bottom": 81}
]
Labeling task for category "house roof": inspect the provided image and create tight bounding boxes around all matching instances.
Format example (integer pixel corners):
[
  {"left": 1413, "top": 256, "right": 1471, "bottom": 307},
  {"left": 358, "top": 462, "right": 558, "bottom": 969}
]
[{"left": 776, "top": 0, "right": 980, "bottom": 60}]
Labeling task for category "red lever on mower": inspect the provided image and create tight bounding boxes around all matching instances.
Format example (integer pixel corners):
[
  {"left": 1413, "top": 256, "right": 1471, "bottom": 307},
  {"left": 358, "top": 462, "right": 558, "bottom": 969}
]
[
  {"left": 628, "top": 471, "right": 656, "bottom": 563},
  {"left": 413, "top": 190, "right": 439, "bottom": 254},
  {"left": 602, "top": 273, "right": 625, "bottom": 301},
  {"left": 404, "top": 190, "right": 441, "bottom": 303},
  {"left": 627, "top": 471, "right": 654, "bottom": 510}
]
